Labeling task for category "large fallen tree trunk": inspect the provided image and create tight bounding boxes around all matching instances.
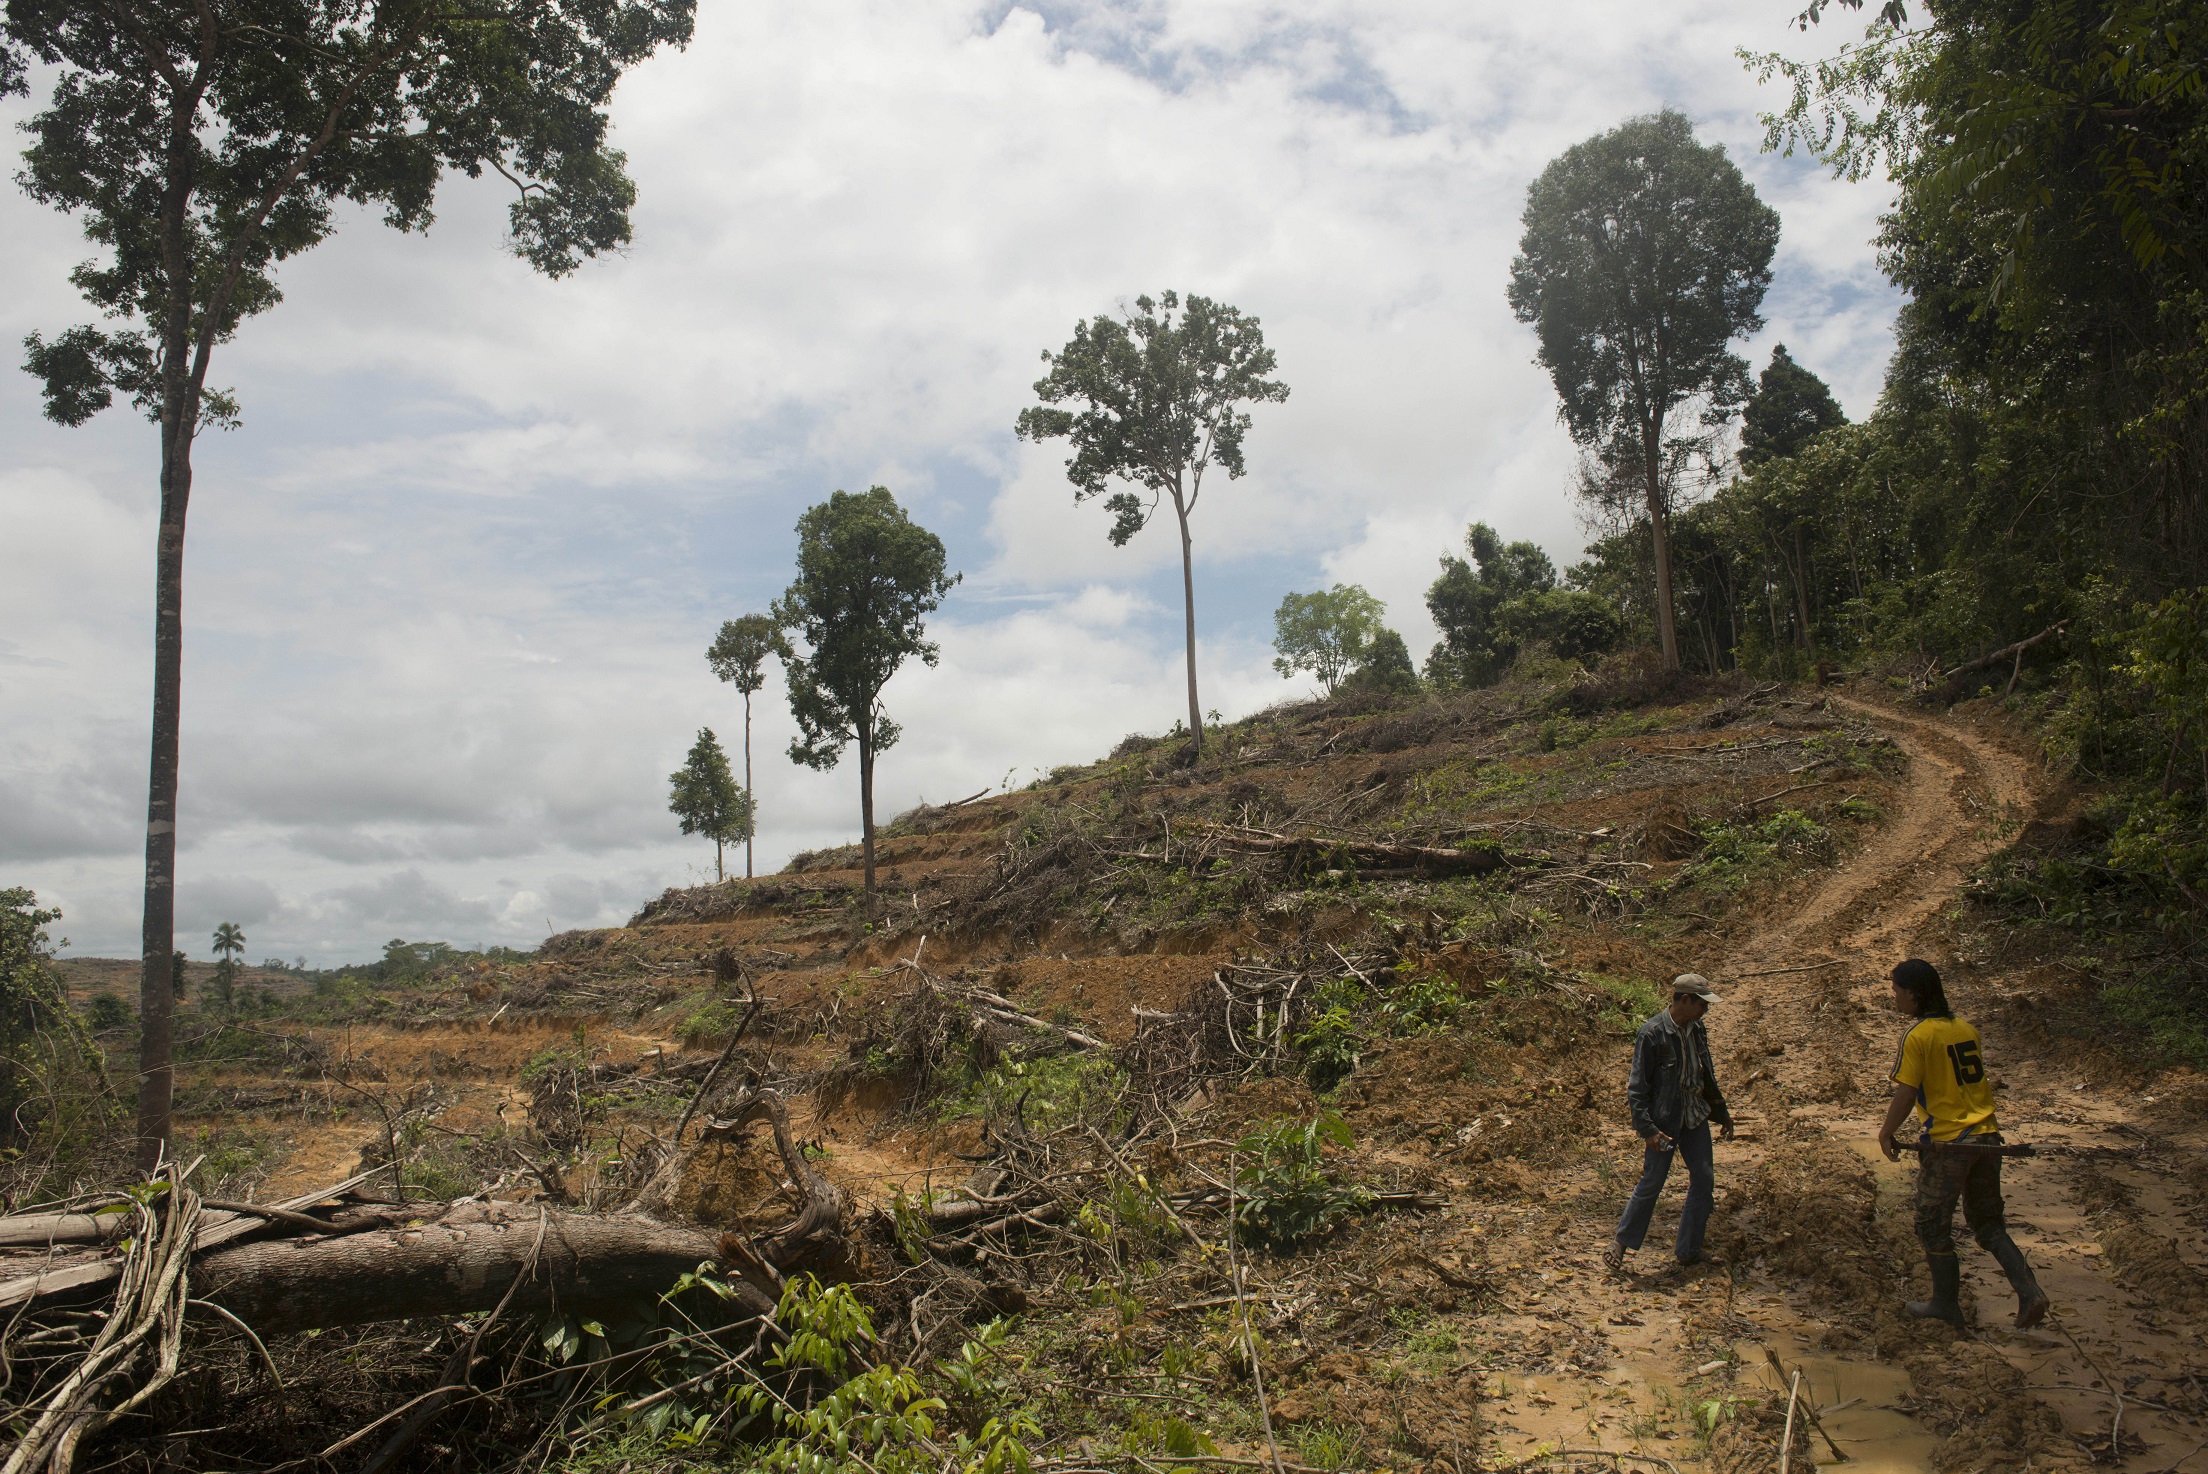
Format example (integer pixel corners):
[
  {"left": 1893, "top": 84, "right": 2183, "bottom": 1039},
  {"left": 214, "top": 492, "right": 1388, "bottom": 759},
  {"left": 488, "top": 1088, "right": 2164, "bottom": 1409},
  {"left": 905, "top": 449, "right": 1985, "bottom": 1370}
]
[
  {"left": 191, "top": 1201, "right": 773, "bottom": 1334},
  {"left": 0, "top": 1091, "right": 838, "bottom": 1333}
]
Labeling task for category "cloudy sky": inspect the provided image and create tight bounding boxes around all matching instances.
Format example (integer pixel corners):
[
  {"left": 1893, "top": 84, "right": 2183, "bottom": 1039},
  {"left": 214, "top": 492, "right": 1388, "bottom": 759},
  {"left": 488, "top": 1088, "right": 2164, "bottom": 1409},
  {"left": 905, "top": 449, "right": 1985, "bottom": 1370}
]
[{"left": 0, "top": 0, "right": 1899, "bottom": 964}]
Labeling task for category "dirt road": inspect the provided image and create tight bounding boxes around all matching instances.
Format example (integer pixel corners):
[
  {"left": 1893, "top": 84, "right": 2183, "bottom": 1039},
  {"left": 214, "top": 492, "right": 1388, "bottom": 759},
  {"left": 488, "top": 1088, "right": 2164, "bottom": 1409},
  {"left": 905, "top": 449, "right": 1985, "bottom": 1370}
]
[{"left": 1487, "top": 694, "right": 2207, "bottom": 1474}]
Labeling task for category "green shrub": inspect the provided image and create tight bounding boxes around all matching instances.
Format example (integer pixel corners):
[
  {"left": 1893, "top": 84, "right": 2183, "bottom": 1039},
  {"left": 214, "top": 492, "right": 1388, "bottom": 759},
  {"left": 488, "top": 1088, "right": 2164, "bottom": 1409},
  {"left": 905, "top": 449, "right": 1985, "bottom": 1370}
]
[
  {"left": 82, "top": 993, "right": 133, "bottom": 1031},
  {"left": 1293, "top": 1003, "right": 1362, "bottom": 1092},
  {"left": 1376, "top": 965, "right": 1464, "bottom": 1035},
  {"left": 1231, "top": 1110, "right": 1372, "bottom": 1249},
  {"left": 948, "top": 1052, "right": 1127, "bottom": 1134},
  {"left": 1674, "top": 809, "right": 1834, "bottom": 891},
  {"left": 676, "top": 998, "right": 744, "bottom": 1049}
]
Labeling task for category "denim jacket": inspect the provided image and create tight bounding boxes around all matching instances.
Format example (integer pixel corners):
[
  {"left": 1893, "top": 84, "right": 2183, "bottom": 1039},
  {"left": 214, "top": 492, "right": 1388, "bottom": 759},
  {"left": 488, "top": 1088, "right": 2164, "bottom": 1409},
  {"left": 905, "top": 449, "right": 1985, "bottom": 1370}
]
[{"left": 1626, "top": 1009, "right": 1732, "bottom": 1140}]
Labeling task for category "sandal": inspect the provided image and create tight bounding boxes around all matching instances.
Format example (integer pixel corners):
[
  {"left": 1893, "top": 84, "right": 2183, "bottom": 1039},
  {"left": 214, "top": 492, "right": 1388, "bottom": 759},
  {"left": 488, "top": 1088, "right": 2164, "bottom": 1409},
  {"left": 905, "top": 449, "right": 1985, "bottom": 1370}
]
[{"left": 1602, "top": 1241, "right": 1626, "bottom": 1271}]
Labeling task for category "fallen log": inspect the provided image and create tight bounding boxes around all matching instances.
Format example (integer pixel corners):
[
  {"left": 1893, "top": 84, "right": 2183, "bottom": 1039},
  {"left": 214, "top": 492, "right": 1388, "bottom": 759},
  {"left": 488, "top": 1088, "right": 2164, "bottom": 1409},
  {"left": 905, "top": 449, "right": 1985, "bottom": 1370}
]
[
  {"left": 0, "top": 1091, "right": 840, "bottom": 1332},
  {"left": 1186, "top": 823, "right": 1540, "bottom": 876},
  {"left": 192, "top": 1201, "right": 770, "bottom": 1334}
]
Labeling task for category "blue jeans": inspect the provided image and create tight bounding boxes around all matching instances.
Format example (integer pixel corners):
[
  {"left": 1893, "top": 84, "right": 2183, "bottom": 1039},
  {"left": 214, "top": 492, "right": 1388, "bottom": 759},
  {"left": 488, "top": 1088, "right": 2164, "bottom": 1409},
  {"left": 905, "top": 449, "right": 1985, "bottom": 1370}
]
[{"left": 1613, "top": 1121, "right": 1714, "bottom": 1261}]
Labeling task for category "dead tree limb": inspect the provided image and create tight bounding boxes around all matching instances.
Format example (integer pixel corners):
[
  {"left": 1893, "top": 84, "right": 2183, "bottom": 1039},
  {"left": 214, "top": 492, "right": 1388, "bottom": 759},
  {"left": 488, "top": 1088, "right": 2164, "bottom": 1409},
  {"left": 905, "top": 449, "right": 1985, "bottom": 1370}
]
[
  {"left": 1943, "top": 622, "right": 2067, "bottom": 697},
  {"left": 1183, "top": 823, "right": 1540, "bottom": 876}
]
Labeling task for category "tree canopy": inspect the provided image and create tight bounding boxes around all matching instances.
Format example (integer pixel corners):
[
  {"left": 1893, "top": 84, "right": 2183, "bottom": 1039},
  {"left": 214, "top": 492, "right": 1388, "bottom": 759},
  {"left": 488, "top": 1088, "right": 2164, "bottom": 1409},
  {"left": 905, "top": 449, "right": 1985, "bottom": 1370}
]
[
  {"left": 1508, "top": 110, "right": 1779, "bottom": 670},
  {"left": 669, "top": 728, "right": 749, "bottom": 884},
  {"left": 10, "top": 0, "right": 693, "bottom": 432},
  {"left": 1425, "top": 524, "right": 1556, "bottom": 687},
  {"left": 1740, "top": 345, "right": 1846, "bottom": 467},
  {"left": 772, "top": 488, "right": 958, "bottom": 908},
  {"left": 1272, "top": 585, "right": 1389, "bottom": 695},
  {"left": 708, "top": 615, "right": 786, "bottom": 698},
  {"left": 1017, "top": 290, "right": 1288, "bottom": 749}
]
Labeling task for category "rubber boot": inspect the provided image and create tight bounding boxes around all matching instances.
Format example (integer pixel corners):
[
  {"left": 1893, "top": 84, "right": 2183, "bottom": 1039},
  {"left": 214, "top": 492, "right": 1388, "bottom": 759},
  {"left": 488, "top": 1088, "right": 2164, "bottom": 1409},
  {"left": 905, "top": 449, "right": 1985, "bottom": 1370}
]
[
  {"left": 1907, "top": 1252, "right": 1965, "bottom": 1325},
  {"left": 1987, "top": 1234, "right": 2050, "bottom": 1329}
]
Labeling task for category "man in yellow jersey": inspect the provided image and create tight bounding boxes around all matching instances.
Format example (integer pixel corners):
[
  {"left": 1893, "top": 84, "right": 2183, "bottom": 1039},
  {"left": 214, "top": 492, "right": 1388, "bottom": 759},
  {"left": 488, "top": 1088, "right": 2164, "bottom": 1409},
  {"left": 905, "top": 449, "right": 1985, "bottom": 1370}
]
[{"left": 1876, "top": 958, "right": 2049, "bottom": 1328}]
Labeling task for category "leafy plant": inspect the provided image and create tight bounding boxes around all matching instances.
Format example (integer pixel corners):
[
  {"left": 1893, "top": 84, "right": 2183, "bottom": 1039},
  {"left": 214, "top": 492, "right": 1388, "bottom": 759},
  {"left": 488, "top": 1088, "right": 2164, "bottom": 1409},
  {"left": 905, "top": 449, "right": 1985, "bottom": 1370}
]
[
  {"left": 1674, "top": 809, "right": 1834, "bottom": 891},
  {"left": 729, "top": 1276, "right": 1039, "bottom": 1474},
  {"left": 1231, "top": 1110, "right": 1373, "bottom": 1249},
  {"left": 1377, "top": 966, "right": 1464, "bottom": 1035},
  {"left": 948, "top": 1053, "right": 1127, "bottom": 1135},
  {"left": 1293, "top": 1004, "right": 1362, "bottom": 1092}
]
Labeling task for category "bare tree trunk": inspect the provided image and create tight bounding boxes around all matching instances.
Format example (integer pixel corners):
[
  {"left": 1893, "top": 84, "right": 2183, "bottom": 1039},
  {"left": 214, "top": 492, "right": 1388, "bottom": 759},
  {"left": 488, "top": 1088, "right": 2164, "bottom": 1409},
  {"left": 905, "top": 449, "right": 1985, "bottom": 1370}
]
[
  {"left": 1791, "top": 524, "right": 1815, "bottom": 654},
  {"left": 1173, "top": 486, "right": 1203, "bottom": 751},
  {"left": 1643, "top": 429, "right": 1681, "bottom": 671},
  {"left": 857, "top": 725, "right": 876, "bottom": 916},
  {"left": 137, "top": 490, "right": 186, "bottom": 1171},
  {"left": 714, "top": 836, "right": 723, "bottom": 883},
  {"left": 1640, "top": 416, "right": 1681, "bottom": 671},
  {"left": 138, "top": 125, "right": 201, "bottom": 1171},
  {"left": 743, "top": 691, "right": 754, "bottom": 880}
]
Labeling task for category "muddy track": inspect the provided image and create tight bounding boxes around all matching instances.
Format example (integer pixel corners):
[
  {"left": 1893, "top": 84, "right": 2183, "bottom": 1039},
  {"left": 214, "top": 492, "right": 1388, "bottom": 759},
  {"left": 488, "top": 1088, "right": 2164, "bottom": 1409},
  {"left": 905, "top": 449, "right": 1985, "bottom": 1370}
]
[
  {"left": 1726, "top": 692, "right": 2049, "bottom": 1082},
  {"left": 1702, "top": 694, "right": 2204, "bottom": 1474},
  {"left": 1486, "top": 692, "right": 2206, "bottom": 1474}
]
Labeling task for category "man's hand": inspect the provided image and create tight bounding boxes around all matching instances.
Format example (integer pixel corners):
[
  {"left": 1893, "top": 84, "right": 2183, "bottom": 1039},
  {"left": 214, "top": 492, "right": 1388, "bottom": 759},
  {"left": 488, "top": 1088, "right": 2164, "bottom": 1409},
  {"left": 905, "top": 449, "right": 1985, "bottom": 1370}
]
[
  {"left": 1719, "top": 1121, "right": 1735, "bottom": 1142},
  {"left": 1645, "top": 1131, "right": 1674, "bottom": 1151},
  {"left": 1878, "top": 1082, "right": 1918, "bottom": 1163}
]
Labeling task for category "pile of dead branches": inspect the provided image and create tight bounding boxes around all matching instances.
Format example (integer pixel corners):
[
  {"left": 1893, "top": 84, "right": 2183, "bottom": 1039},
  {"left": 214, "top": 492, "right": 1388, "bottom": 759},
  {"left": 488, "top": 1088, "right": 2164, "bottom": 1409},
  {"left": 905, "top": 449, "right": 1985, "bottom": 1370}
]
[
  {"left": 1120, "top": 946, "right": 1388, "bottom": 1121},
  {"left": 0, "top": 1088, "right": 847, "bottom": 1474}
]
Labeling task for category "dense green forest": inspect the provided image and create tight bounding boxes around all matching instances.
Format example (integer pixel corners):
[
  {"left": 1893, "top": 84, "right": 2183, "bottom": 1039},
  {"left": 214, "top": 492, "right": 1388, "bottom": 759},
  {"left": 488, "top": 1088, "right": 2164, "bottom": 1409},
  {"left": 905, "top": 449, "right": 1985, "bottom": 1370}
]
[{"left": 1541, "top": 1, "right": 2208, "bottom": 1055}]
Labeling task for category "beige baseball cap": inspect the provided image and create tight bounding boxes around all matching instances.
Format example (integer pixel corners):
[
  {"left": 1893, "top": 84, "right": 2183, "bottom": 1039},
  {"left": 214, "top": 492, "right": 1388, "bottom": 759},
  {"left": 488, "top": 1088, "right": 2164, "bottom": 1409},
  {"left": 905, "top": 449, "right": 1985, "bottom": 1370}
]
[{"left": 1672, "top": 973, "right": 1723, "bottom": 1002}]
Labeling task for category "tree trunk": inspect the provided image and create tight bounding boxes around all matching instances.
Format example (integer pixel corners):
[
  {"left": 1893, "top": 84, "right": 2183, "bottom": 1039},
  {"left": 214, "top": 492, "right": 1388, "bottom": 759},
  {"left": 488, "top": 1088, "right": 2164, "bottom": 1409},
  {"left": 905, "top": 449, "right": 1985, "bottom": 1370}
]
[
  {"left": 138, "top": 129, "right": 201, "bottom": 1171},
  {"left": 1643, "top": 430, "right": 1681, "bottom": 671},
  {"left": 1173, "top": 485, "right": 1203, "bottom": 750},
  {"left": 4, "top": 1093, "right": 844, "bottom": 1329},
  {"left": 743, "top": 692, "right": 754, "bottom": 880},
  {"left": 714, "top": 836, "right": 724, "bottom": 883},
  {"left": 857, "top": 725, "right": 876, "bottom": 916},
  {"left": 1791, "top": 523, "right": 1815, "bottom": 655},
  {"left": 192, "top": 1204, "right": 773, "bottom": 1334}
]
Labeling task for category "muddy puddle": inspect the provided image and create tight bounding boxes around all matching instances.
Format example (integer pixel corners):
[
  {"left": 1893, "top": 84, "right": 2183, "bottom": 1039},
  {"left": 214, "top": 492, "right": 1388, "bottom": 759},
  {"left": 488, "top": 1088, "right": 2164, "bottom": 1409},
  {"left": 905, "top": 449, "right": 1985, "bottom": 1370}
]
[{"left": 1738, "top": 1342, "right": 1939, "bottom": 1474}]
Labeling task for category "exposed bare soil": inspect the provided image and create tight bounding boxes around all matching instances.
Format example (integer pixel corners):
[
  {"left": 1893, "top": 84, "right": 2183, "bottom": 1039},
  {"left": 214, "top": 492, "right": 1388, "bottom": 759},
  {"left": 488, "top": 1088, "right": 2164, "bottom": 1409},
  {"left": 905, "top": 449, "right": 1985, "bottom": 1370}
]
[{"left": 100, "top": 680, "right": 2208, "bottom": 1474}]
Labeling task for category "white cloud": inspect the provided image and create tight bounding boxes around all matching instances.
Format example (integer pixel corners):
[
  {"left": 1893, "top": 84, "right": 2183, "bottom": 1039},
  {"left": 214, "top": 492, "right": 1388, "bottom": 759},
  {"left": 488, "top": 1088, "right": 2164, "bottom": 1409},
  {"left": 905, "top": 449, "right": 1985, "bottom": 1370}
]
[{"left": 0, "top": 0, "right": 1899, "bottom": 961}]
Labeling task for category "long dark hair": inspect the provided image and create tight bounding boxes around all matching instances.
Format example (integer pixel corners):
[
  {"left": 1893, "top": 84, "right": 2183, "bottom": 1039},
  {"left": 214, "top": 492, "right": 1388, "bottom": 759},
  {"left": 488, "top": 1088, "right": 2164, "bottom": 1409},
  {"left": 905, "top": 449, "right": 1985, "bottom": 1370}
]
[{"left": 1891, "top": 958, "right": 1952, "bottom": 1018}]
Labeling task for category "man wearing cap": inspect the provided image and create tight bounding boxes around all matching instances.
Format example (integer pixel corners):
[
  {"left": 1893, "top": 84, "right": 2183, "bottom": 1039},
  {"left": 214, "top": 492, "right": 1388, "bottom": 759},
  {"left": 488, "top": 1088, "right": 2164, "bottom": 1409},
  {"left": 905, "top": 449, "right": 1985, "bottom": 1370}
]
[
  {"left": 1604, "top": 974, "right": 1734, "bottom": 1271},
  {"left": 1877, "top": 958, "right": 2049, "bottom": 1328}
]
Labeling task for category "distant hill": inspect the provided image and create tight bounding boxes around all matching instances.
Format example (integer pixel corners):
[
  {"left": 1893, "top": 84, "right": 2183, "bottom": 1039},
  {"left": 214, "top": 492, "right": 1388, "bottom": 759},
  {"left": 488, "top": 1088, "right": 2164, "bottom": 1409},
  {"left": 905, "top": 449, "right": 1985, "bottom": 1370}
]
[{"left": 54, "top": 956, "right": 311, "bottom": 1004}]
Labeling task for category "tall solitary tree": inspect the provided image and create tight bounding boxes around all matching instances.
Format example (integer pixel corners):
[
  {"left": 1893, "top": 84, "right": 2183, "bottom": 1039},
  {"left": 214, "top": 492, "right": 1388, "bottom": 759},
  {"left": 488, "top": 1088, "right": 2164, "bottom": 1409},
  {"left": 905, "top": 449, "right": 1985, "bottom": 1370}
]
[
  {"left": 706, "top": 613, "right": 787, "bottom": 880},
  {"left": 209, "top": 921, "right": 245, "bottom": 1012},
  {"left": 5, "top": 0, "right": 694, "bottom": 1166},
  {"left": 772, "top": 488, "right": 958, "bottom": 914},
  {"left": 1507, "top": 110, "right": 1779, "bottom": 671},
  {"left": 1016, "top": 291, "right": 1289, "bottom": 751},
  {"left": 669, "top": 729, "right": 749, "bottom": 883}
]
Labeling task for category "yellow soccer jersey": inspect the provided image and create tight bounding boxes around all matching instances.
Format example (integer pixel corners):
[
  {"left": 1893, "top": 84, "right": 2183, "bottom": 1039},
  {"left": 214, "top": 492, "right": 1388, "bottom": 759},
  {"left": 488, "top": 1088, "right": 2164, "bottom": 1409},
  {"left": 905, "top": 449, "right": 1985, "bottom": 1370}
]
[{"left": 1892, "top": 1015, "right": 1999, "bottom": 1142}]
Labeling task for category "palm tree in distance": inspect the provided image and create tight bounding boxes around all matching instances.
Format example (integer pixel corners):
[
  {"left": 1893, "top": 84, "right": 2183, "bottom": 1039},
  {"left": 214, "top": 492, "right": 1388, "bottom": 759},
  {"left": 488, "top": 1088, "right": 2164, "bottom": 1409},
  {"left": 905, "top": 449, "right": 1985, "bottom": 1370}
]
[{"left": 210, "top": 922, "right": 245, "bottom": 1012}]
